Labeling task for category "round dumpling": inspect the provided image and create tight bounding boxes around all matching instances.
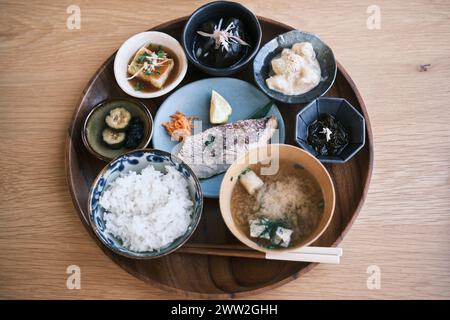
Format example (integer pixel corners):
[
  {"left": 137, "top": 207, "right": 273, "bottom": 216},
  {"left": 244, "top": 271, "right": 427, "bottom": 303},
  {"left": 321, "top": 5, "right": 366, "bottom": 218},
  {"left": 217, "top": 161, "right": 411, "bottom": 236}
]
[
  {"left": 280, "top": 48, "right": 292, "bottom": 57},
  {"left": 299, "top": 64, "right": 321, "bottom": 84},
  {"left": 266, "top": 42, "right": 321, "bottom": 95},
  {"left": 292, "top": 42, "right": 316, "bottom": 62},
  {"left": 283, "top": 51, "right": 305, "bottom": 73},
  {"left": 271, "top": 57, "right": 286, "bottom": 75}
]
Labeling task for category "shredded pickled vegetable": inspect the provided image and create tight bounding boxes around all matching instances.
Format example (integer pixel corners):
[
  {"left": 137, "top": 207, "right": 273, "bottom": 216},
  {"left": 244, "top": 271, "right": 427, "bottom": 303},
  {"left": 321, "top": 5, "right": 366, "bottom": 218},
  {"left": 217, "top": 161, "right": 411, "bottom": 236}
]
[
  {"left": 196, "top": 18, "right": 250, "bottom": 52},
  {"left": 162, "top": 111, "right": 196, "bottom": 142}
]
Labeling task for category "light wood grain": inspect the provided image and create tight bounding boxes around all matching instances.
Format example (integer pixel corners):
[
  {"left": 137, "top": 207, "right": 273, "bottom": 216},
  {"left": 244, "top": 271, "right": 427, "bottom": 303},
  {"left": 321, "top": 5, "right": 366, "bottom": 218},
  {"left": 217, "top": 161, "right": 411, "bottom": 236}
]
[{"left": 0, "top": 0, "right": 449, "bottom": 299}]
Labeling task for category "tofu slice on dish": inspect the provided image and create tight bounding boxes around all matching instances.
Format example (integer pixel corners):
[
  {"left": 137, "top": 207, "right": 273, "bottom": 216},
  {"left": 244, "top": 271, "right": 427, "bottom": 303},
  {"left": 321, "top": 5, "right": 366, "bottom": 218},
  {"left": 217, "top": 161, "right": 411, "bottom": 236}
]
[{"left": 127, "top": 47, "right": 174, "bottom": 89}]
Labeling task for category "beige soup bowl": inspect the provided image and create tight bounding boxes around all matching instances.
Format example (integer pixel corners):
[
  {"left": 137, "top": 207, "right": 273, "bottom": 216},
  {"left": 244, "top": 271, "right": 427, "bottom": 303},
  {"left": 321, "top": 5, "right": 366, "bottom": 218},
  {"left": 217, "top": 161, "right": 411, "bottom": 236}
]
[{"left": 219, "top": 144, "right": 336, "bottom": 253}]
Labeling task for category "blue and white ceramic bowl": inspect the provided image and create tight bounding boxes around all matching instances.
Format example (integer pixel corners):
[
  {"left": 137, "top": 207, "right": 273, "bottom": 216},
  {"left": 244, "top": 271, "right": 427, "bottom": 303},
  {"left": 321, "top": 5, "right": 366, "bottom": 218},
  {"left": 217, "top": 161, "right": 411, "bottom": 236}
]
[{"left": 88, "top": 149, "right": 203, "bottom": 259}]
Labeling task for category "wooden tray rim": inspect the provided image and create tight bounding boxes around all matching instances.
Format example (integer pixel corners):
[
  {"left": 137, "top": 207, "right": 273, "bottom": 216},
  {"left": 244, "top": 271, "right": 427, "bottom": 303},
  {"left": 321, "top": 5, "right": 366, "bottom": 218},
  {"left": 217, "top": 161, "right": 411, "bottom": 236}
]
[{"left": 65, "top": 15, "right": 374, "bottom": 298}]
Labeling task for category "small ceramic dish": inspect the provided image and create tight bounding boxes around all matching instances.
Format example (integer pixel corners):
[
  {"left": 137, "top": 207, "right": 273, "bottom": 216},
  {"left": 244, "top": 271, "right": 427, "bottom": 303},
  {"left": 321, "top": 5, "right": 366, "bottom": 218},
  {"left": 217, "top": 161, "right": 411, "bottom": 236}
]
[
  {"left": 114, "top": 31, "right": 188, "bottom": 98},
  {"left": 253, "top": 29, "right": 337, "bottom": 104},
  {"left": 82, "top": 99, "right": 153, "bottom": 161},
  {"left": 295, "top": 97, "right": 366, "bottom": 163},
  {"left": 182, "top": 1, "right": 262, "bottom": 76},
  {"left": 220, "top": 144, "right": 335, "bottom": 253},
  {"left": 88, "top": 149, "right": 203, "bottom": 259}
]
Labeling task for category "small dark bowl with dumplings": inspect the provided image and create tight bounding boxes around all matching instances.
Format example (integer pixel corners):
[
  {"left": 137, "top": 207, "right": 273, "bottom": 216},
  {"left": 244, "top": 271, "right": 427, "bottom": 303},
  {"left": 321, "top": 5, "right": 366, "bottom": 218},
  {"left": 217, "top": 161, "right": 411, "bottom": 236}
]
[{"left": 253, "top": 30, "right": 337, "bottom": 104}]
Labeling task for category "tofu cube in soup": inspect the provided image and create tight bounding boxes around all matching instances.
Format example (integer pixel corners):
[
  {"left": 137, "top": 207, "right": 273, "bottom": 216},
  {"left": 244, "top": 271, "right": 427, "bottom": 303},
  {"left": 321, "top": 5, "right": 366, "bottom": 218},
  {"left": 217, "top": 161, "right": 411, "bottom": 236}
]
[
  {"left": 273, "top": 226, "right": 293, "bottom": 247},
  {"left": 239, "top": 169, "right": 264, "bottom": 195},
  {"left": 249, "top": 218, "right": 271, "bottom": 239}
]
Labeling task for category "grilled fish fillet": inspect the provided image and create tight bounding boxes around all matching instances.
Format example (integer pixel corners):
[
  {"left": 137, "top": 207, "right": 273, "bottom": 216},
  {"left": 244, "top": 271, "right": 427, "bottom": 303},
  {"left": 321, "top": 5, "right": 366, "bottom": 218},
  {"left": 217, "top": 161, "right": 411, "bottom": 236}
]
[{"left": 177, "top": 116, "right": 278, "bottom": 179}]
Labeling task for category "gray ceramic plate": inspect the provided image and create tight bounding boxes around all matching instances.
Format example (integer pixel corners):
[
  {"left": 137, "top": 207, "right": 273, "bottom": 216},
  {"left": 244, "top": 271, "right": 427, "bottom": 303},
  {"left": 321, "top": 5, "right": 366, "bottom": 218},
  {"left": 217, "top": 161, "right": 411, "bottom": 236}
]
[
  {"left": 253, "top": 29, "right": 337, "bottom": 104},
  {"left": 152, "top": 77, "right": 286, "bottom": 198}
]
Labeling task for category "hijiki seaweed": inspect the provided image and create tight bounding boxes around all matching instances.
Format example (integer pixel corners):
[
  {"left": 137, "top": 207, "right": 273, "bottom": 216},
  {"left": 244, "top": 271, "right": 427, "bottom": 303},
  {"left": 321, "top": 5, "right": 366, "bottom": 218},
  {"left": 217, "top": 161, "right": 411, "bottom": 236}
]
[{"left": 307, "top": 113, "right": 349, "bottom": 156}]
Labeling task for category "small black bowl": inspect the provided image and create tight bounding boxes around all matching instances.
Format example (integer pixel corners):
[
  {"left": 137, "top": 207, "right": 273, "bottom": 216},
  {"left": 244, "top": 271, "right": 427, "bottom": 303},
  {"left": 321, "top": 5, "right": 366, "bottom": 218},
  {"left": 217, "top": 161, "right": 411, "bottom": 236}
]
[
  {"left": 254, "top": 30, "right": 337, "bottom": 104},
  {"left": 295, "top": 97, "right": 365, "bottom": 164},
  {"left": 182, "top": 1, "right": 262, "bottom": 76}
]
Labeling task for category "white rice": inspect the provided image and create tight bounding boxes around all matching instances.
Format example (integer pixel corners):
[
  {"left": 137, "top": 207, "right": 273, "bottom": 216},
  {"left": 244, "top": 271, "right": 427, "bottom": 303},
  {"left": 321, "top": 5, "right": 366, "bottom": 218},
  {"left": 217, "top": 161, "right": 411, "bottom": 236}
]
[{"left": 99, "top": 165, "right": 193, "bottom": 252}]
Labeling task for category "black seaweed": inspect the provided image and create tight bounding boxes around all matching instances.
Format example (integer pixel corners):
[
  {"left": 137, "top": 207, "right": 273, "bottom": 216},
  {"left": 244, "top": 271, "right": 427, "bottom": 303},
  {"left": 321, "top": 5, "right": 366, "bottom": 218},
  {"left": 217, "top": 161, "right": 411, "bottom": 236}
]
[
  {"left": 124, "top": 117, "right": 144, "bottom": 149},
  {"left": 193, "top": 17, "right": 249, "bottom": 68},
  {"left": 307, "top": 113, "right": 349, "bottom": 156}
]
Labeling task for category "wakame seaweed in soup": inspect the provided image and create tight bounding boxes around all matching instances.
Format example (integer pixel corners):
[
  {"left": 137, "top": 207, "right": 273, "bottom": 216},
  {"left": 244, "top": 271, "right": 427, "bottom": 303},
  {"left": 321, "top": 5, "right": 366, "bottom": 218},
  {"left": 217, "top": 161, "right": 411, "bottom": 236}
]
[
  {"left": 307, "top": 113, "right": 349, "bottom": 156},
  {"left": 193, "top": 17, "right": 250, "bottom": 68}
]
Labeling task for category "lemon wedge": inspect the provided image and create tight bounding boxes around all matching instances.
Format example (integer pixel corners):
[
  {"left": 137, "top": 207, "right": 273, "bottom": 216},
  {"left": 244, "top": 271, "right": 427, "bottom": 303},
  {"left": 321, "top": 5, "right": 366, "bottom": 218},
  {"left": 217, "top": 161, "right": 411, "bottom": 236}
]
[{"left": 210, "top": 90, "right": 232, "bottom": 124}]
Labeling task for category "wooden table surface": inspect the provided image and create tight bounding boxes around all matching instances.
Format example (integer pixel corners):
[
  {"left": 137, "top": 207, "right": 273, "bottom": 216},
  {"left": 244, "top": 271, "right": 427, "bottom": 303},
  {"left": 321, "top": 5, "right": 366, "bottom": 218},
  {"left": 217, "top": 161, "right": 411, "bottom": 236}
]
[{"left": 1, "top": 0, "right": 449, "bottom": 299}]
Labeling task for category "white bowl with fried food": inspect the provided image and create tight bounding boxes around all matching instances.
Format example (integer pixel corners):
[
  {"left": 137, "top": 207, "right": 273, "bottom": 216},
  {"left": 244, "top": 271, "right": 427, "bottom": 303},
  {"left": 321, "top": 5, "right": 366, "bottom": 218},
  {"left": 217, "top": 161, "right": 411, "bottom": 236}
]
[{"left": 114, "top": 31, "right": 188, "bottom": 98}]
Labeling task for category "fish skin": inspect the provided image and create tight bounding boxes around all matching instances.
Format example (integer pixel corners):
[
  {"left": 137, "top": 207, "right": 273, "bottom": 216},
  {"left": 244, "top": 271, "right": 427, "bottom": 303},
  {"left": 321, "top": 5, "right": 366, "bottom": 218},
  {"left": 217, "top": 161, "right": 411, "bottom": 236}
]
[{"left": 177, "top": 116, "right": 278, "bottom": 179}]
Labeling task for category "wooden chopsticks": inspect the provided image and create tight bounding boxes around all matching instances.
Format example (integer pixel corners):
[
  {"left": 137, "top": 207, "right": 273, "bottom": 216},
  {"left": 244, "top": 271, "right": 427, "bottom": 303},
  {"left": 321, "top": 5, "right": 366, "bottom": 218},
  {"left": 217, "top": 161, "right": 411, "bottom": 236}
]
[{"left": 178, "top": 243, "right": 342, "bottom": 264}]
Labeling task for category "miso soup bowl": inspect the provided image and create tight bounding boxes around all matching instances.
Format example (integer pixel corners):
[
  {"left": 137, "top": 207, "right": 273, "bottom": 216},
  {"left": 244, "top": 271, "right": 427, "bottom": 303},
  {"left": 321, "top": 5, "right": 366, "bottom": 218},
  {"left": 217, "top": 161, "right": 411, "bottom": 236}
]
[{"left": 219, "top": 144, "right": 335, "bottom": 253}]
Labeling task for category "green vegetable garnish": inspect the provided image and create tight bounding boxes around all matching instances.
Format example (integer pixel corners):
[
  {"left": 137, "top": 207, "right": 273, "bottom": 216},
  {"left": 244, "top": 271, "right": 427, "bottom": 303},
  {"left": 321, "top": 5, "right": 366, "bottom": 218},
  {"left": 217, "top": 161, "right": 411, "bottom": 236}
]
[
  {"left": 134, "top": 81, "right": 144, "bottom": 91},
  {"left": 262, "top": 243, "right": 278, "bottom": 250},
  {"left": 137, "top": 52, "right": 150, "bottom": 63},
  {"left": 204, "top": 134, "right": 215, "bottom": 146},
  {"left": 293, "top": 163, "right": 304, "bottom": 170},
  {"left": 319, "top": 199, "right": 324, "bottom": 209},
  {"left": 157, "top": 50, "right": 166, "bottom": 58},
  {"left": 253, "top": 217, "right": 289, "bottom": 241}
]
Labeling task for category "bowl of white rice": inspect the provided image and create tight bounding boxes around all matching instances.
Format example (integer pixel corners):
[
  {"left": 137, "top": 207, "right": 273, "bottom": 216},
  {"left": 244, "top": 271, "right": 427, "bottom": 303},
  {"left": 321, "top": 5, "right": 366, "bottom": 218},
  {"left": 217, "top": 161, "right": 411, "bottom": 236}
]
[{"left": 88, "top": 149, "right": 203, "bottom": 259}]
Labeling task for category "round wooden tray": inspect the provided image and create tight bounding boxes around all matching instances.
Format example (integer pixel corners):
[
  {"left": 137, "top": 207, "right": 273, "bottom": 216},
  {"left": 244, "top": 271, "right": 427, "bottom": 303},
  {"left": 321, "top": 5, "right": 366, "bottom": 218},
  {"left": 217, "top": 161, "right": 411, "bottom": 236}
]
[{"left": 66, "top": 16, "right": 373, "bottom": 298}]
